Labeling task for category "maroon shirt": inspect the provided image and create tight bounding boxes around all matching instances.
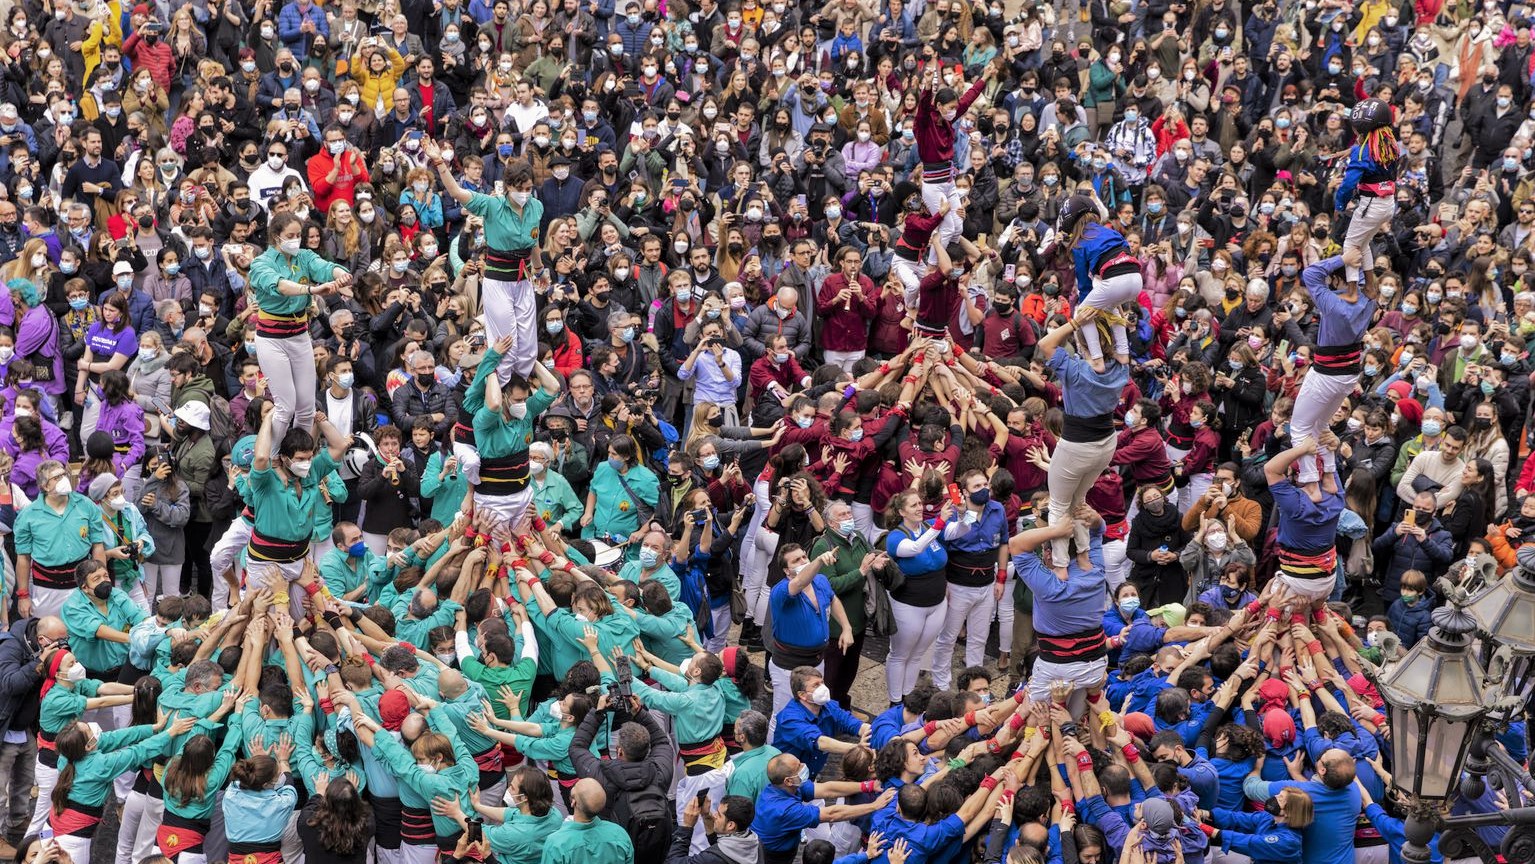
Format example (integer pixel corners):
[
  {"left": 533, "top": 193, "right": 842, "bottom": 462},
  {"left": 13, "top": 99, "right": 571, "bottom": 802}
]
[
  {"left": 915, "top": 76, "right": 986, "bottom": 166},
  {"left": 816, "top": 272, "right": 878, "bottom": 352}
]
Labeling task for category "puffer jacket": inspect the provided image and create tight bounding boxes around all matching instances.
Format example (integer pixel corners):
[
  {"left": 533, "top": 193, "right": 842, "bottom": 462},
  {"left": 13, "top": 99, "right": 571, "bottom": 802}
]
[
  {"left": 1387, "top": 588, "right": 1435, "bottom": 648},
  {"left": 1371, "top": 515, "right": 1454, "bottom": 601},
  {"left": 0, "top": 618, "right": 45, "bottom": 735}
]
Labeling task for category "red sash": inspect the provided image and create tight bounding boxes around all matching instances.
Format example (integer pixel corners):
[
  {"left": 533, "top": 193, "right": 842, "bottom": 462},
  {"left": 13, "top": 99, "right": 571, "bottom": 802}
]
[{"left": 50, "top": 802, "right": 103, "bottom": 837}]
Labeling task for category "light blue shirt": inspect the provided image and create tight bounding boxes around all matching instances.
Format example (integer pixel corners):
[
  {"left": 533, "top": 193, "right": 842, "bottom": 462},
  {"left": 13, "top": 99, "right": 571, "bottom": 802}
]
[{"left": 677, "top": 347, "right": 742, "bottom": 405}]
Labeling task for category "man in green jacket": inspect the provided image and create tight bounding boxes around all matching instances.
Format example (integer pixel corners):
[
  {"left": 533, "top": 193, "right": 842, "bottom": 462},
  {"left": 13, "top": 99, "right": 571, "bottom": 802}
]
[{"left": 810, "top": 502, "right": 889, "bottom": 707}]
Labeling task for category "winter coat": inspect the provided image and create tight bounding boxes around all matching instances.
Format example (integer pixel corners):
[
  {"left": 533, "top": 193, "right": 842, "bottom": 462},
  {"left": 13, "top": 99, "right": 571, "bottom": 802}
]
[
  {"left": 1371, "top": 515, "right": 1454, "bottom": 600},
  {"left": 1127, "top": 504, "right": 1190, "bottom": 605},
  {"left": 1387, "top": 589, "right": 1435, "bottom": 648}
]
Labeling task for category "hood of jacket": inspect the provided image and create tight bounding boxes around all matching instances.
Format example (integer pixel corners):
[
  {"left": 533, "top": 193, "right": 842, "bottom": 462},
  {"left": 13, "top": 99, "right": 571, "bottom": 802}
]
[{"left": 714, "top": 832, "right": 763, "bottom": 864}]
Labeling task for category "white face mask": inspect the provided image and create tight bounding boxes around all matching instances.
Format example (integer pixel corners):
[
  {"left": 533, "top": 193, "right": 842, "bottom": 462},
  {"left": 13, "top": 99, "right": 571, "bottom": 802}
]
[
  {"left": 62, "top": 663, "right": 88, "bottom": 682},
  {"left": 549, "top": 701, "right": 565, "bottom": 721},
  {"left": 507, "top": 402, "right": 528, "bottom": 420},
  {"left": 810, "top": 684, "right": 832, "bottom": 705},
  {"left": 288, "top": 458, "right": 312, "bottom": 478},
  {"left": 109, "top": 495, "right": 128, "bottom": 510},
  {"left": 53, "top": 477, "right": 72, "bottom": 496},
  {"left": 279, "top": 238, "right": 301, "bottom": 256}
]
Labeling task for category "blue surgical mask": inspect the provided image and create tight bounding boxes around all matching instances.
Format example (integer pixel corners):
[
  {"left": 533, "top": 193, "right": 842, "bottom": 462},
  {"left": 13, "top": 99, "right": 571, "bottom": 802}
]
[
  {"left": 1364, "top": 363, "right": 1379, "bottom": 376},
  {"left": 1422, "top": 419, "right": 1443, "bottom": 437},
  {"left": 1119, "top": 597, "right": 1141, "bottom": 615},
  {"left": 608, "top": 456, "right": 625, "bottom": 472},
  {"left": 1147, "top": 201, "right": 1164, "bottom": 215},
  {"left": 848, "top": 428, "right": 863, "bottom": 441},
  {"left": 621, "top": 326, "right": 636, "bottom": 344},
  {"left": 498, "top": 144, "right": 515, "bottom": 158},
  {"left": 164, "top": 263, "right": 180, "bottom": 275},
  {"left": 795, "top": 415, "right": 813, "bottom": 429},
  {"left": 69, "top": 297, "right": 89, "bottom": 311},
  {"left": 1502, "top": 352, "right": 1519, "bottom": 366},
  {"left": 347, "top": 541, "right": 367, "bottom": 557},
  {"left": 546, "top": 320, "right": 563, "bottom": 335},
  {"left": 639, "top": 547, "right": 659, "bottom": 567},
  {"left": 701, "top": 455, "right": 720, "bottom": 470},
  {"left": 337, "top": 372, "right": 355, "bottom": 389},
  {"left": 838, "top": 518, "right": 857, "bottom": 535}
]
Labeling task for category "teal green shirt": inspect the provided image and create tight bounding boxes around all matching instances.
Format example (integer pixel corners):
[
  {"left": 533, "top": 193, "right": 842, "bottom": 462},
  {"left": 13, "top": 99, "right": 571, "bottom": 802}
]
[
  {"left": 485, "top": 807, "right": 564, "bottom": 864},
  {"left": 617, "top": 561, "right": 680, "bottom": 605},
  {"left": 465, "top": 192, "right": 543, "bottom": 253},
  {"left": 163, "top": 712, "right": 244, "bottom": 820},
  {"left": 373, "top": 707, "right": 477, "bottom": 835},
  {"left": 472, "top": 388, "right": 556, "bottom": 459},
  {"left": 461, "top": 345, "right": 503, "bottom": 419},
  {"left": 246, "top": 449, "right": 340, "bottom": 542},
  {"left": 632, "top": 605, "right": 696, "bottom": 666},
  {"left": 436, "top": 682, "right": 498, "bottom": 756},
  {"left": 632, "top": 668, "right": 724, "bottom": 745},
  {"left": 583, "top": 463, "right": 659, "bottom": 545},
  {"left": 61, "top": 588, "right": 146, "bottom": 672},
  {"left": 248, "top": 248, "right": 341, "bottom": 318},
  {"left": 538, "top": 817, "right": 633, "bottom": 864},
  {"left": 512, "top": 718, "right": 577, "bottom": 776},
  {"left": 319, "top": 547, "right": 381, "bottom": 599},
  {"left": 531, "top": 470, "right": 583, "bottom": 528},
  {"left": 239, "top": 695, "right": 299, "bottom": 757},
  {"left": 724, "top": 744, "right": 781, "bottom": 801},
  {"left": 717, "top": 678, "right": 750, "bottom": 725},
  {"left": 60, "top": 725, "right": 170, "bottom": 807},
  {"left": 396, "top": 599, "right": 462, "bottom": 648},
  {"left": 40, "top": 679, "right": 100, "bottom": 734},
  {"left": 16, "top": 492, "right": 106, "bottom": 566},
  {"left": 420, "top": 452, "right": 470, "bottom": 524}
]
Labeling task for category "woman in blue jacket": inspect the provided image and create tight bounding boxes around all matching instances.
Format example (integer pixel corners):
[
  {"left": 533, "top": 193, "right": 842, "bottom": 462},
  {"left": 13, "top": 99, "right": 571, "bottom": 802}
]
[{"left": 1203, "top": 787, "right": 1311, "bottom": 864}]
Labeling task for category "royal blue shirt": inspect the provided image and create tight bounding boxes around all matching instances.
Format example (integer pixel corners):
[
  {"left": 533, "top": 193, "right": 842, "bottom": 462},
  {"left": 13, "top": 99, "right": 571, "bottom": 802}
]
[
  {"left": 1270, "top": 479, "right": 1345, "bottom": 550},
  {"left": 753, "top": 784, "right": 822, "bottom": 853},
  {"left": 867, "top": 810, "right": 964, "bottom": 864},
  {"left": 768, "top": 573, "right": 834, "bottom": 651},
  {"left": 870, "top": 704, "right": 918, "bottom": 750},
  {"left": 944, "top": 501, "right": 1009, "bottom": 556},
  {"left": 774, "top": 698, "right": 864, "bottom": 778}
]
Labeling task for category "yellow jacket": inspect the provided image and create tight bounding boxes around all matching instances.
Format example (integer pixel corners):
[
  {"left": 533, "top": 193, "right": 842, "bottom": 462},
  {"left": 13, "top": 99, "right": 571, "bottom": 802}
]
[
  {"left": 82, "top": 2, "right": 125, "bottom": 84},
  {"left": 350, "top": 45, "right": 408, "bottom": 115}
]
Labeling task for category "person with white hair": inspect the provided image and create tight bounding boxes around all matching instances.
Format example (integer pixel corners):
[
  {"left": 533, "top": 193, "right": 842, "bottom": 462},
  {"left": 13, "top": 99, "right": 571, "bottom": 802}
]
[{"left": 528, "top": 440, "right": 583, "bottom": 534}]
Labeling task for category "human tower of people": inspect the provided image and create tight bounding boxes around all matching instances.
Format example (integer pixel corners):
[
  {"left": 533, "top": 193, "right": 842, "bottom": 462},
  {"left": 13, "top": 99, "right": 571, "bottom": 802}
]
[{"left": 0, "top": 3, "right": 1518, "bottom": 863}]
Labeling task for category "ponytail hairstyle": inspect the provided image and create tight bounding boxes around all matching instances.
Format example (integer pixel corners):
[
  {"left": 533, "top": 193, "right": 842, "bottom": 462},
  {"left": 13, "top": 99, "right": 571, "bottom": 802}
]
[{"left": 52, "top": 723, "right": 91, "bottom": 815}]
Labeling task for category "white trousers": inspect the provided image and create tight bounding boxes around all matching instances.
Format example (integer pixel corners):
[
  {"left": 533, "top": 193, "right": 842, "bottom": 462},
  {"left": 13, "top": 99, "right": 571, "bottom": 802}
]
[
  {"left": 995, "top": 567, "right": 1016, "bottom": 654},
  {"left": 851, "top": 503, "right": 877, "bottom": 544},
  {"left": 27, "top": 758, "right": 57, "bottom": 837},
  {"left": 705, "top": 604, "right": 732, "bottom": 653},
  {"left": 116, "top": 789, "right": 163, "bottom": 864},
  {"left": 482, "top": 275, "right": 538, "bottom": 384},
  {"left": 824, "top": 350, "right": 865, "bottom": 374},
  {"left": 1080, "top": 271, "right": 1142, "bottom": 360},
  {"left": 140, "top": 563, "right": 182, "bottom": 604},
  {"left": 1343, "top": 196, "right": 1395, "bottom": 284},
  {"left": 921, "top": 178, "right": 964, "bottom": 251},
  {"left": 56, "top": 832, "right": 92, "bottom": 864},
  {"left": 1025, "top": 656, "right": 1108, "bottom": 702},
  {"left": 1290, "top": 370, "right": 1356, "bottom": 484},
  {"left": 741, "top": 478, "right": 772, "bottom": 623},
  {"left": 892, "top": 256, "right": 926, "bottom": 309},
  {"left": 931, "top": 583, "right": 996, "bottom": 689},
  {"left": 210, "top": 519, "right": 253, "bottom": 608},
  {"left": 31, "top": 584, "right": 71, "bottom": 619},
  {"left": 767, "top": 659, "right": 824, "bottom": 739},
  {"left": 1182, "top": 473, "right": 1213, "bottom": 517},
  {"left": 885, "top": 597, "right": 947, "bottom": 704},
  {"left": 472, "top": 487, "right": 535, "bottom": 534},
  {"left": 1103, "top": 538, "right": 1129, "bottom": 595},
  {"left": 1048, "top": 433, "right": 1116, "bottom": 564},
  {"left": 255, "top": 333, "right": 317, "bottom": 457}
]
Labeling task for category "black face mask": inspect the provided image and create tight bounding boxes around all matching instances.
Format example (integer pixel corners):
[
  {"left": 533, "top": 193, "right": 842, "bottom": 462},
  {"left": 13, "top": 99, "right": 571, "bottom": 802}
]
[
  {"left": 1415, "top": 508, "right": 1435, "bottom": 523},
  {"left": 93, "top": 581, "right": 114, "bottom": 600},
  {"left": 992, "top": 300, "right": 1014, "bottom": 313},
  {"left": 1472, "top": 415, "right": 1492, "bottom": 429}
]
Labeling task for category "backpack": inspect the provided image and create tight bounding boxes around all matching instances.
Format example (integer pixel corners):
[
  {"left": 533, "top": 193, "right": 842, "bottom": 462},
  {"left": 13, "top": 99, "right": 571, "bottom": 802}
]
[
  {"left": 608, "top": 778, "right": 672, "bottom": 864},
  {"left": 208, "top": 394, "right": 237, "bottom": 454}
]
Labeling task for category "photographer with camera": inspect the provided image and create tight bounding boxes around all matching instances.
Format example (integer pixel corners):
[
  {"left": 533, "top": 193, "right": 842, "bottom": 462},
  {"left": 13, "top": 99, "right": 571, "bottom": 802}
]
[{"left": 570, "top": 633, "right": 677, "bottom": 864}]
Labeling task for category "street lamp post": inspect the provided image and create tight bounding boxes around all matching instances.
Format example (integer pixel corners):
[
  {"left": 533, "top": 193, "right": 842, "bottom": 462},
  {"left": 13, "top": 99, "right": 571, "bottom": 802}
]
[{"left": 1365, "top": 578, "right": 1535, "bottom": 864}]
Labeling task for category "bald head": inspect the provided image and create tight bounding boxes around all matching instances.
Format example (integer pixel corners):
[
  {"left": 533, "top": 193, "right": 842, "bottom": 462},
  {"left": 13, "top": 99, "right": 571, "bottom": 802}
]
[
  {"left": 437, "top": 669, "right": 467, "bottom": 700},
  {"left": 1318, "top": 748, "right": 1356, "bottom": 789},
  {"left": 37, "top": 616, "right": 68, "bottom": 644},
  {"left": 571, "top": 778, "right": 607, "bottom": 819}
]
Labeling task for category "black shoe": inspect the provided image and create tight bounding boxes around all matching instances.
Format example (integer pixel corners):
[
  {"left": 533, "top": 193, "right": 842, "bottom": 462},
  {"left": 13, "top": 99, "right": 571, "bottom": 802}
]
[{"left": 741, "top": 620, "right": 764, "bottom": 649}]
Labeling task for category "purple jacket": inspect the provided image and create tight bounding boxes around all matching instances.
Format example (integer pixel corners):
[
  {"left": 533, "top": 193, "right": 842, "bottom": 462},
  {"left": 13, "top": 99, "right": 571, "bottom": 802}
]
[
  {"left": 14, "top": 306, "right": 64, "bottom": 395},
  {"left": 12, "top": 449, "right": 44, "bottom": 499},
  {"left": 95, "top": 399, "right": 146, "bottom": 474},
  {"left": 0, "top": 414, "right": 69, "bottom": 462}
]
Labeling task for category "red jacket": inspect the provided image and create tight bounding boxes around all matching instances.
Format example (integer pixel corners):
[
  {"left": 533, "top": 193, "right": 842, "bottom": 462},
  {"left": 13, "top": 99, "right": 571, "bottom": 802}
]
[
  {"left": 816, "top": 272, "right": 878, "bottom": 352},
  {"left": 123, "top": 33, "right": 175, "bottom": 91},
  {"left": 306, "top": 149, "right": 371, "bottom": 212}
]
